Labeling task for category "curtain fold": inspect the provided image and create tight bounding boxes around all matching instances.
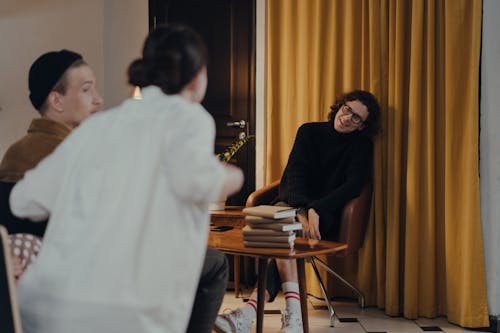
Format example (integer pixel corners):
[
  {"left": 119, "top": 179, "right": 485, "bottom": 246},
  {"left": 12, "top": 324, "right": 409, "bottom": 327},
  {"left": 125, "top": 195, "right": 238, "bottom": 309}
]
[{"left": 265, "top": 0, "right": 487, "bottom": 327}]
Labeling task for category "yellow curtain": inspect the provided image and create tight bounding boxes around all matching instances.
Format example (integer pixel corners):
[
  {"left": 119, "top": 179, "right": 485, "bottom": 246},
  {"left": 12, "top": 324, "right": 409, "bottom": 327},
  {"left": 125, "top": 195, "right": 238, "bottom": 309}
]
[{"left": 265, "top": 0, "right": 488, "bottom": 327}]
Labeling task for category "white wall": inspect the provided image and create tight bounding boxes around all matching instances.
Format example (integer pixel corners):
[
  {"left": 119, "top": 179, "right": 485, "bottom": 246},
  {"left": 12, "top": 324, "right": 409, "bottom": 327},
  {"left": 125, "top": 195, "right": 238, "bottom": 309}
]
[
  {"left": 255, "top": 0, "right": 267, "bottom": 189},
  {"left": 0, "top": 0, "right": 148, "bottom": 157},
  {"left": 480, "top": 0, "right": 500, "bottom": 317},
  {"left": 103, "top": 0, "right": 148, "bottom": 108}
]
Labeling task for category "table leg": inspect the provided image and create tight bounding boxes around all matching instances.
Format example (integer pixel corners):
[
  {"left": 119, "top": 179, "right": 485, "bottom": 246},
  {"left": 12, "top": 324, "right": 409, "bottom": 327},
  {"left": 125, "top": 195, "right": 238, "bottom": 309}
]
[
  {"left": 234, "top": 255, "right": 240, "bottom": 297},
  {"left": 297, "top": 258, "right": 309, "bottom": 333},
  {"left": 256, "top": 258, "right": 268, "bottom": 333},
  {"left": 243, "top": 256, "right": 249, "bottom": 288}
]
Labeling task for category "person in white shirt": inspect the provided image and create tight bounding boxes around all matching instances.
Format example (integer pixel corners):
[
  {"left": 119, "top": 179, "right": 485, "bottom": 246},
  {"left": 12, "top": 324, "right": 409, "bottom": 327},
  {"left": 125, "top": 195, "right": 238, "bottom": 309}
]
[{"left": 10, "top": 24, "right": 243, "bottom": 333}]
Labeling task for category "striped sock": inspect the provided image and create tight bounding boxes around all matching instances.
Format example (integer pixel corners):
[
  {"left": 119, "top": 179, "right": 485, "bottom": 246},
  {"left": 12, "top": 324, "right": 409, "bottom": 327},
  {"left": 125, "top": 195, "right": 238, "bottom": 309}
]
[
  {"left": 241, "top": 290, "right": 258, "bottom": 319},
  {"left": 282, "top": 281, "right": 301, "bottom": 313}
]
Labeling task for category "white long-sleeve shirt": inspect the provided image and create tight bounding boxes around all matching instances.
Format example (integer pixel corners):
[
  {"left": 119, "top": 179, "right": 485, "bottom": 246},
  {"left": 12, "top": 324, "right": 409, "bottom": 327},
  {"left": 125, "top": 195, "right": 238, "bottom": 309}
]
[{"left": 10, "top": 86, "right": 226, "bottom": 333}]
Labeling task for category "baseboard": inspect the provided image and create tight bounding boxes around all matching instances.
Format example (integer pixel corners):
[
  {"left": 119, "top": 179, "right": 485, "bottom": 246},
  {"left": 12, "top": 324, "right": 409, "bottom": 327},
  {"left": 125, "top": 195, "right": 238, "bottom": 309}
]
[
  {"left": 489, "top": 315, "right": 500, "bottom": 333},
  {"left": 475, "top": 315, "right": 500, "bottom": 333}
]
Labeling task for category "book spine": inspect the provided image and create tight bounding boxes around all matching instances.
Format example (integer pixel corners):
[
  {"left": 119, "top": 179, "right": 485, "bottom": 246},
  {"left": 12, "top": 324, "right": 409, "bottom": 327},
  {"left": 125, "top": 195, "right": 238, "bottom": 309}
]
[
  {"left": 243, "top": 231, "right": 292, "bottom": 236},
  {"left": 245, "top": 216, "right": 296, "bottom": 224},
  {"left": 242, "top": 206, "right": 297, "bottom": 219},
  {"left": 244, "top": 236, "right": 295, "bottom": 243},
  {"left": 243, "top": 241, "right": 294, "bottom": 249}
]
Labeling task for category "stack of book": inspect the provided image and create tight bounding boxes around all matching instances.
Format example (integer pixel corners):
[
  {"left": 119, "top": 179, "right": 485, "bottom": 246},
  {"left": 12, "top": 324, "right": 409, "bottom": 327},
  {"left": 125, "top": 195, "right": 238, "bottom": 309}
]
[{"left": 241, "top": 205, "right": 302, "bottom": 249}]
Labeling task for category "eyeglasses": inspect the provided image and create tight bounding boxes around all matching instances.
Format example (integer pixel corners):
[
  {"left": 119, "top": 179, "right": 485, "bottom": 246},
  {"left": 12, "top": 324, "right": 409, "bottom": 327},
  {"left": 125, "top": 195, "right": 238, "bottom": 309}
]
[{"left": 341, "top": 104, "right": 364, "bottom": 124}]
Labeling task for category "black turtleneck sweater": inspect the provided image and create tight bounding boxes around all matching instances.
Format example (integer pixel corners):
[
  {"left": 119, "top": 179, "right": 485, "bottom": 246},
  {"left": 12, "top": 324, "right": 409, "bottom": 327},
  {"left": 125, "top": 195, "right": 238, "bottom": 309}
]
[{"left": 273, "top": 121, "right": 373, "bottom": 236}]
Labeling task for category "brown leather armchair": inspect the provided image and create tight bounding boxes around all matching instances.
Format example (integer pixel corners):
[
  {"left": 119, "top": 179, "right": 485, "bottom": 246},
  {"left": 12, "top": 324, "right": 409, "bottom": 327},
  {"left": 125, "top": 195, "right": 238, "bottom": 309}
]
[
  {"left": 246, "top": 181, "right": 372, "bottom": 326},
  {"left": 0, "top": 226, "right": 23, "bottom": 333}
]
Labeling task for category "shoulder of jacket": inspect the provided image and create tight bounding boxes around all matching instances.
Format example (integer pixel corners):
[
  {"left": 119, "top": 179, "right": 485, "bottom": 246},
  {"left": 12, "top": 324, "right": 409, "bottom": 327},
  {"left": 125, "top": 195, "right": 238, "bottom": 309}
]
[
  {"left": 351, "top": 135, "right": 373, "bottom": 149},
  {"left": 298, "top": 121, "right": 327, "bottom": 131}
]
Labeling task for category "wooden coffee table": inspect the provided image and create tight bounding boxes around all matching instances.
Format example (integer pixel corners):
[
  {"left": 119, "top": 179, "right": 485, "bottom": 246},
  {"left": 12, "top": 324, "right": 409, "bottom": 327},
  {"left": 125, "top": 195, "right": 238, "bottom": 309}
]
[
  {"left": 210, "top": 206, "right": 245, "bottom": 227},
  {"left": 208, "top": 227, "right": 347, "bottom": 333},
  {"left": 210, "top": 206, "right": 247, "bottom": 297}
]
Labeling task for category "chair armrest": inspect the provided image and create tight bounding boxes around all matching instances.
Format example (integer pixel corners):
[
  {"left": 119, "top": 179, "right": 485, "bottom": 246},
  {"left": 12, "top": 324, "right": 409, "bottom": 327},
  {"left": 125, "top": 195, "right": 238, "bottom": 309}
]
[
  {"left": 245, "top": 181, "right": 372, "bottom": 256},
  {"left": 245, "top": 180, "right": 280, "bottom": 207},
  {"left": 0, "top": 182, "right": 47, "bottom": 237},
  {"left": 337, "top": 184, "right": 372, "bottom": 256}
]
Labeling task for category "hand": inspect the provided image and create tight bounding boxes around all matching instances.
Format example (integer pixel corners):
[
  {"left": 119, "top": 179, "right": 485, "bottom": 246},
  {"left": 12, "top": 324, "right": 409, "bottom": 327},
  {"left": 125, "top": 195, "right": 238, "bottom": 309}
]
[
  {"left": 307, "top": 208, "right": 321, "bottom": 240},
  {"left": 307, "top": 239, "right": 320, "bottom": 248},
  {"left": 11, "top": 255, "right": 24, "bottom": 284},
  {"left": 296, "top": 210, "right": 310, "bottom": 238},
  {"left": 221, "top": 163, "right": 244, "bottom": 197},
  {"left": 296, "top": 208, "right": 321, "bottom": 240}
]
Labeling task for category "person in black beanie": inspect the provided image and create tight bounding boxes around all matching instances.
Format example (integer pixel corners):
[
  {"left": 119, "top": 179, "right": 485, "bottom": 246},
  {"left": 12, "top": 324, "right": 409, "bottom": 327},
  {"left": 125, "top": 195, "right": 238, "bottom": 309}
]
[
  {"left": 0, "top": 49, "right": 103, "bottom": 182},
  {"left": 0, "top": 49, "right": 103, "bottom": 280}
]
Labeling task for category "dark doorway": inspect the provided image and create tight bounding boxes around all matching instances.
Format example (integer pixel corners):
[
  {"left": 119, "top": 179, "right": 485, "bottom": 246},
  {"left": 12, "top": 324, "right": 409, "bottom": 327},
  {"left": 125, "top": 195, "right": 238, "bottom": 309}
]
[{"left": 149, "top": 0, "right": 256, "bottom": 205}]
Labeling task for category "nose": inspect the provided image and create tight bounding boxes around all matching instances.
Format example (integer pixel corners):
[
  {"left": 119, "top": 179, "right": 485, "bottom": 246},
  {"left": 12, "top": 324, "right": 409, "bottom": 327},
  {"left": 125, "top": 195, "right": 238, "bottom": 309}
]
[
  {"left": 341, "top": 112, "right": 354, "bottom": 124},
  {"left": 93, "top": 90, "right": 103, "bottom": 107}
]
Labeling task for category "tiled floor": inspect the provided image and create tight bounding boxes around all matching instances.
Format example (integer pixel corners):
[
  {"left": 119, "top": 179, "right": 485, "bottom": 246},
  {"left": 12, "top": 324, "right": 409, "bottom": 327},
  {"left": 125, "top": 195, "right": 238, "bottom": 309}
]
[{"left": 217, "top": 290, "right": 490, "bottom": 333}]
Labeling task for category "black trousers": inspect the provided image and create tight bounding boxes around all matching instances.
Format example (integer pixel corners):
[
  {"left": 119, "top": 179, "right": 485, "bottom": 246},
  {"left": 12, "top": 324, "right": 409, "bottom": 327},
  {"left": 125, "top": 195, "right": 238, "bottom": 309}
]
[
  {"left": 265, "top": 259, "right": 283, "bottom": 302},
  {"left": 186, "top": 247, "right": 229, "bottom": 333}
]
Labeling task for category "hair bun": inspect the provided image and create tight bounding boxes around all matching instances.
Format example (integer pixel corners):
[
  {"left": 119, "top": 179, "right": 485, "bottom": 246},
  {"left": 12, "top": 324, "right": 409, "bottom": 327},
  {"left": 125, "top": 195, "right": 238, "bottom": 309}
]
[{"left": 127, "top": 58, "right": 149, "bottom": 87}]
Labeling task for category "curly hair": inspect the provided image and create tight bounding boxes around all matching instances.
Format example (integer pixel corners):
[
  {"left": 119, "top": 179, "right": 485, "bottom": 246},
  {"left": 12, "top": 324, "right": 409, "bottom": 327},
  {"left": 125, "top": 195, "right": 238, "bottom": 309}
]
[{"left": 327, "top": 90, "right": 381, "bottom": 138}]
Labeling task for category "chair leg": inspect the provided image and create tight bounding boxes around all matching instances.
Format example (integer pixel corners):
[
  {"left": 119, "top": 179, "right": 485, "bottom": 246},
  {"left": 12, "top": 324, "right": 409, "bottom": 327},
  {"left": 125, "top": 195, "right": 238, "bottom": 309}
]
[
  {"left": 309, "top": 258, "right": 336, "bottom": 327},
  {"left": 312, "top": 256, "right": 365, "bottom": 308},
  {"left": 234, "top": 255, "right": 240, "bottom": 298},
  {"left": 243, "top": 256, "right": 250, "bottom": 290}
]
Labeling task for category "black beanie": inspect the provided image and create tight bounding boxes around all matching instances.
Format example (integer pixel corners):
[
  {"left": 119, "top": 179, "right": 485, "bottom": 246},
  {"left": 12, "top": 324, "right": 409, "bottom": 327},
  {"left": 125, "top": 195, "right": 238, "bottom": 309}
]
[{"left": 28, "top": 49, "right": 83, "bottom": 110}]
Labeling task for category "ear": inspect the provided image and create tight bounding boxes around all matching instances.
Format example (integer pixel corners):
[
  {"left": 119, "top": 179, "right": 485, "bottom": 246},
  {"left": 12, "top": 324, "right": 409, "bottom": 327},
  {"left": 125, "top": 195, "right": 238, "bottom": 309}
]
[
  {"left": 357, "top": 123, "right": 366, "bottom": 131},
  {"left": 188, "top": 69, "right": 204, "bottom": 90},
  {"left": 184, "top": 67, "right": 207, "bottom": 103},
  {"left": 46, "top": 91, "right": 64, "bottom": 113}
]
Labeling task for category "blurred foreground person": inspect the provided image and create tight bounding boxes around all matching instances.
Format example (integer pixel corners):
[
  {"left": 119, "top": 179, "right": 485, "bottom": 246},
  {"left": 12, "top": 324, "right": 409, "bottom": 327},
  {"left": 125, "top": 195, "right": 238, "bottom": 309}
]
[{"left": 11, "top": 24, "right": 243, "bottom": 333}]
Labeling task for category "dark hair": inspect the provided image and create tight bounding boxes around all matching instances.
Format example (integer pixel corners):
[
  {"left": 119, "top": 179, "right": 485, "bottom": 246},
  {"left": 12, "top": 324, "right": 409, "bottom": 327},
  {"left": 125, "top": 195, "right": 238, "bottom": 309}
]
[
  {"left": 328, "top": 90, "right": 381, "bottom": 138},
  {"left": 128, "top": 24, "right": 207, "bottom": 95}
]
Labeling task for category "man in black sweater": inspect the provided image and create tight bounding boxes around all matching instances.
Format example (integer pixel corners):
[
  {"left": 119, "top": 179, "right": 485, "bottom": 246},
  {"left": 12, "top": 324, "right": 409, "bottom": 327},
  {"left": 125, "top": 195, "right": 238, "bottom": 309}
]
[{"left": 215, "top": 90, "right": 381, "bottom": 333}]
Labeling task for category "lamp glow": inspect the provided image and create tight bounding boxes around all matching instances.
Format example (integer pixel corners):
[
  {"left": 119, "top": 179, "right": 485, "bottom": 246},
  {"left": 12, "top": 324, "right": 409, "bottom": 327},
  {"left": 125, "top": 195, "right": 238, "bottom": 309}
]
[{"left": 132, "top": 86, "right": 142, "bottom": 100}]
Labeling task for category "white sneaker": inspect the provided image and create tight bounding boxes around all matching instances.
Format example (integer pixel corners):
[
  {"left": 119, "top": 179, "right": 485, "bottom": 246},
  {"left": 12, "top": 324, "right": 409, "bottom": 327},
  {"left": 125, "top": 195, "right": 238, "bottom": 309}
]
[
  {"left": 280, "top": 308, "right": 303, "bottom": 333},
  {"left": 214, "top": 308, "right": 254, "bottom": 333}
]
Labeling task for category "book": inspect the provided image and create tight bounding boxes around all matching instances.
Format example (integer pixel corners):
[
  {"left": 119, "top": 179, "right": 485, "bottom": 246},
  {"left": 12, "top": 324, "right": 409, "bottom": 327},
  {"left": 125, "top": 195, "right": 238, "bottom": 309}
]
[
  {"left": 242, "top": 225, "right": 293, "bottom": 236},
  {"left": 242, "top": 205, "right": 297, "bottom": 219},
  {"left": 243, "top": 240, "right": 294, "bottom": 249},
  {"left": 244, "top": 234, "right": 296, "bottom": 243},
  {"left": 246, "top": 222, "right": 303, "bottom": 232},
  {"left": 243, "top": 223, "right": 302, "bottom": 233},
  {"left": 245, "top": 215, "right": 296, "bottom": 224}
]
